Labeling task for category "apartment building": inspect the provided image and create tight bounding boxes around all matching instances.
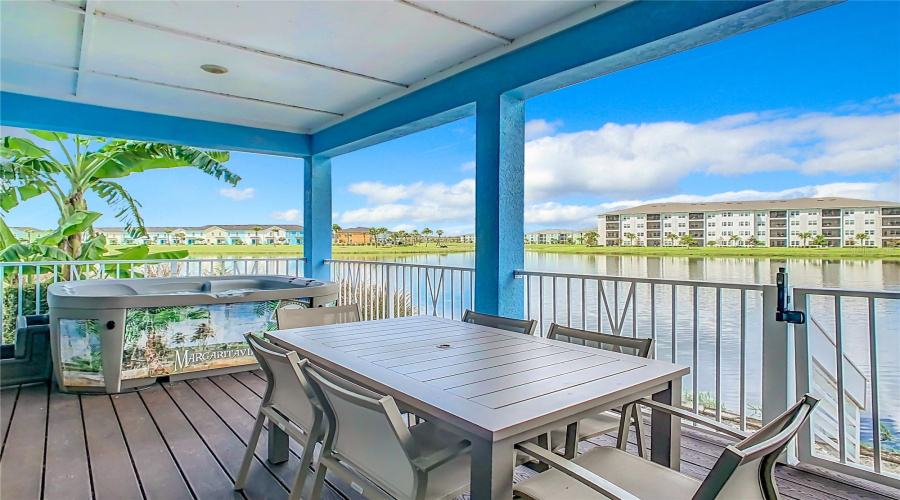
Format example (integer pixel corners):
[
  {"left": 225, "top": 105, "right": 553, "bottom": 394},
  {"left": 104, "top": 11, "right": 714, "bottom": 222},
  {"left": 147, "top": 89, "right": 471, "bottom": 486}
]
[
  {"left": 598, "top": 198, "right": 900, "bottom": 248},
  {"left": 96, "top": 225, "right": 304, "bottom": 245}
]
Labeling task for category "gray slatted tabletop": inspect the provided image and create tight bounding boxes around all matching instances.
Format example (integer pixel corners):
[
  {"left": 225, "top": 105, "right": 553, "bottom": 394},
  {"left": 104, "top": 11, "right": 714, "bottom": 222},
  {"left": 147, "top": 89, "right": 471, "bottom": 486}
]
[{"left": 268, "top": 315, "right": 690, "bottom": 500}]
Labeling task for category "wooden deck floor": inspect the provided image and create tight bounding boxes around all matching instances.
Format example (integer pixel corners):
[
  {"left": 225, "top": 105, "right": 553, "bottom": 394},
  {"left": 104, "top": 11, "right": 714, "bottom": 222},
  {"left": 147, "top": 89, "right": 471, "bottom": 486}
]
[{"left": 1, "top": 373, "right": 896, "bottom": 500}]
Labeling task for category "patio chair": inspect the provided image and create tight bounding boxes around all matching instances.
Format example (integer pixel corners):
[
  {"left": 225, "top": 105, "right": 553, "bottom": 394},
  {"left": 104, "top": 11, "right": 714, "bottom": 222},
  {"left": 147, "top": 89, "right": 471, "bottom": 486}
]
[
  {"left": 513, "top": 394, "right": 819, "bottom": 500},
  {"left": 546, "top": 323, "right": 654, "bottom": 458},
  {"left": 234, "top": 333, "right": 326, "bottom": 500},
  {"left": 462, "top": 309, "right": 537, "bottom": 335},
  {"left": 276, "top": 303, "right": 361, "bottom": 329},
  {"left": 303, "top": 363, "right": 472, "bottom": 500}
]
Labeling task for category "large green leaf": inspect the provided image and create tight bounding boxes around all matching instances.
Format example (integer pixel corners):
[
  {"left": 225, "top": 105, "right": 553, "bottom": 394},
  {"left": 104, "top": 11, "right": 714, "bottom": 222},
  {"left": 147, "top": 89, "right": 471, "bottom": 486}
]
[
  {"left": 0, "top": 218, "right": 18, "bottom": 250},
  {"left": 79, "top": 234, "right": 108, "bottom": 261},
  {"left": 4, "top": 137, "right": 50, "bottom": 158},
  {"left": 106, "top": 244, "right": 150, "bottom": 260},
  {"left": 26, "top": 130, "right": 68, "bottom": 142},
  {"left": 0, "top": 243, "right": 71, "bottom": 263},
  {"left": 89, "top": 142, "right": 238, "bottom": 185},
  {"left": 37, "top": 211, "right": 102, "bottom": 246}
]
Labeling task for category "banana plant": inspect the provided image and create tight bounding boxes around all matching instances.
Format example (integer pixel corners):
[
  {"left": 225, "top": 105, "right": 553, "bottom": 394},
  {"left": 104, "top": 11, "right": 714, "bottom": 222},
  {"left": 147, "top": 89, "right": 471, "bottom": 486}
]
[{"left": 1, "top": 130, "right": 238, "bottom": 259}]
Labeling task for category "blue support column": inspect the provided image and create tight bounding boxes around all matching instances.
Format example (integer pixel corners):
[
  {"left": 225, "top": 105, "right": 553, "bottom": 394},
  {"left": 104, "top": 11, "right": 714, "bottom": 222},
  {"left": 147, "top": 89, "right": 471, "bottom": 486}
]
[
  {"left": 303, "top": 156, "right": 332, "bottom": 280},
  {"left": 474, "top": 94, "right": 525, "bottom": 317}
]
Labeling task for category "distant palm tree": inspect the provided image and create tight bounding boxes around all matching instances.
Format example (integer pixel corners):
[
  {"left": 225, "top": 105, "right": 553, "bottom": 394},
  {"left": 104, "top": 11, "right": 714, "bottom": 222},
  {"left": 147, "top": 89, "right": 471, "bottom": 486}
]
[
  {"left": 811, "top": 234, "right": 827, "bottom": 246},
  {"left": 332, "top": 224, "right": 342, "bottom": 244},
  {"left": 368, "top": 227, "right": 379, "bottom": 246},
  {"left": 855, "top": 233, "right": 869, "bottom": 246},
  {"left": 798, "top": 231, "right": 812, "bottom": 247},
  {"left": 584, "top": 231, "right": 598, "bottom": 246},
  {"left": 436, "top": 229, "right": 444, "bottom": 245},
  {"left": 665, "top": 233, "right": 677, "bottom": 246},
  {"left": 164, "top": 229, "right": 173, "bottom": 245},
  {"left": 174, "top": 232, "right": 186, "bottom": 244},
  {"left": 412, "top": 229, "right": 420, "bottom": 245},
  {"left": 729, "top": 234, "right": 741, "bottom": 246},
  {"left": 252, "top": 226, "right": 262, "bottom": 245},
  {"left": 624, "top": 232, "right": 637, "bottom": 246},
  {"left": 680, "top": 234, "right": 698, "bottom": 247},
  {"left": 278, "top": 237, "right": 287, "bottom": 245},
  {"left": 422, "top": 228, "right": 433, "bottom": 246},
  {"left": 272, "top": 228, "right": 280, "bottom": 244},
  {"left": 395, "top": 230, "right": 408, "bottom": 245}
]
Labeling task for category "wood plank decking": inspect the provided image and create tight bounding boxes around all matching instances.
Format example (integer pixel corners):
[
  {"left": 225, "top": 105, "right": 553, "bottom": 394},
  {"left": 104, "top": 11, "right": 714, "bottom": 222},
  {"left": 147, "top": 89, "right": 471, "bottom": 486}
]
[{"left": 1, "top": 373, "right": 896, "bottom": 500}]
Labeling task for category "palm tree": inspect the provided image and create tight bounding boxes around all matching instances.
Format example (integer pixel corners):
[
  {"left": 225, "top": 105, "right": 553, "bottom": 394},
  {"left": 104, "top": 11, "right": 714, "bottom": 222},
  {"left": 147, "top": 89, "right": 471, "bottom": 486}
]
[
  {"left": 174, "top": 232, "right": 186, "bottom": 245},
  {"left": 394, "top": 230, "right": 408, "bottom": 245},
  {"left": 332, "top": 224, "right": 342, "bottom": 244},
  {"left": 584, "top": 231, "right": 598, "bottom": 246},
  {"left": 798, "top": 231, "right": 812, "bottom": 247},
  {"left": 411, "top": 229, "right": 420, "bottom": 245},
  {"left": 855, "top": 233, "right": 869, "bottom": 246},
  {"left": 422, "top": 228, "right": 433, "bottom": 246},
  {"left": 2, "top": 130, "right": 236, "bottom": 258},
  {"left": 278, "top": 237, "right": 287, "bottom": 245},
  {"left": 368, "top": 227, "right": 379, "bottom": 246},
  {"left": 729, "top": 234, "right": 741, "bottom": 246},
  {"left": 252, "top": 226, "right": 262, "bottom": 245},
  {"left": 164, "top": 230, "right": 173, "bottom": 245},
  {"left": 665, "top": 233, "right": 678, "bottom": 246},
  {"left": 624, "top": 232, "right": 637, "bottom": 246},
  {"left": 679, "top": 234, "right": 697, "bottom": 247},
  {"left": 272, "top": 228, "right": 280, "bottom": 244},
  {"left": 436, "top": 229, "right": 444, "bottom": 245},
  {"left": 811, "top": 234, "right": 827, "bottom": 247}
]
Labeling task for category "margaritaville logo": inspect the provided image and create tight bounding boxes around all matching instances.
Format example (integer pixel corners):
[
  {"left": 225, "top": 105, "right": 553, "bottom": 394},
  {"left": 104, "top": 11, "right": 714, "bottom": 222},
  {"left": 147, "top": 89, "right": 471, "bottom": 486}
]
[{"left": 174, "top": 346, "right": 254, "bottom": 372}]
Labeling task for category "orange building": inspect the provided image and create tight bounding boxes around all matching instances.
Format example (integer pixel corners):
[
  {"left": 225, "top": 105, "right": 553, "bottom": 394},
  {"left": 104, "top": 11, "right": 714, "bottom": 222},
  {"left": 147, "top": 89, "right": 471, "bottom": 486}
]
[{"left": 335, "top": 227, "right": 377, "bottom": 245}]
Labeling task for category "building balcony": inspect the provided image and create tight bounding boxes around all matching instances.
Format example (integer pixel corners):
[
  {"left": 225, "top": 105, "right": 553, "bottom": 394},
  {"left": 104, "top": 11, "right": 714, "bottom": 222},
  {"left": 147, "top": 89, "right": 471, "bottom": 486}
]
[
  {"left": 688, "top": 223, "right": 704, "bottom": 229},
  {"left": 821, "top": 222, "right": 840, "bottom": 228},
  {"left": 606, "top": 215, "right": 620, "bottom": 221},
  {"left": 647, "top": 214, "right": 661, "bottom": 221},
  {"left": 770, "top": 211, "right": 787, "bottom": 219},
  {"left": 770, "top": 230, "right": 787, "bottom": 238},
  {"left": 770, "top": 221, "right": 787, "bottom": 228},
  {"left": 647, "top": 222, "right": 661, "bottom": 230},
  {"left": 822, "top": 209, "right": 842, "bottom": 217},
  {"left": 883, "top": 208, "right": 900, "bottom": 216},
  {"left": 606, "top": 224, "right": 620, "bottom": 230}
]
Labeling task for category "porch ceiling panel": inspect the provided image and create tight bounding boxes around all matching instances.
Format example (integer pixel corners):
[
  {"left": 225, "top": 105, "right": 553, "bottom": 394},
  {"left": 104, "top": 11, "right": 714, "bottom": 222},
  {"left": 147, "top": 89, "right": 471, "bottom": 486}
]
[{"left": 0, "top": 0, "right": 605, "bottom": 134}]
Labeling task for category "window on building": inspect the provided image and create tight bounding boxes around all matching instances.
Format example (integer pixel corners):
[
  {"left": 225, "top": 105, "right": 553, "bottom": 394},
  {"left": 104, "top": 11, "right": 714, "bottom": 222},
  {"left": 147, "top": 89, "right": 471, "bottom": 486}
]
[
  {"left": 847, "top": 230, "right": 855, "bottom": 236},
  {"left": 809, "top": 220, "right": 817, "bottom": 226},
  {"left": 845, "top": 210, "right": 855, "bottom": 215},
  {"left": 758, "top": 231, "right": 766, "bottom": 236},
  {"left": 866, "top": 230, "right": 875, "bottom": 235},
  {"left": 791, "top": 220, "right": 800, "bottom": 226},
  {"left": 722, "top": 212, "right": 733, "bottom": 217},
  {"left": 845, "top": 220, "right": 855, "bottom": 225},
  {"left": 708, "top": 231, "right": 716, "bottom": 236},
  {"left": 707, "top": 222, "right": 715, "bottom": 227},
  {"left": 865, "top": 219, "right": 875, "bottom": 225},
  {"left": 678, "top": 223, "right": 686, "bottom": 227},
  {"left": 790, "top": 211, "right": 800, "bottom": 216},
  {"left": 637, "top": 224, "right": 644, "bottom": 228},
  {"left": 664, "top": 223, "right": 671, "bottom": 228}
]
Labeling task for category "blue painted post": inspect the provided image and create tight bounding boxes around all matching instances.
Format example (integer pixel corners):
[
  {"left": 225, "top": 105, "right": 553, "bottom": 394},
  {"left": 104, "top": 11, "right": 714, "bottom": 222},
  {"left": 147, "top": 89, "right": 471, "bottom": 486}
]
[
  {"left": 474, "top": 94, "right": 525, "bottom": 317},
  {"left": 304, "top": 156, "right": 332, "bottom": 280}
]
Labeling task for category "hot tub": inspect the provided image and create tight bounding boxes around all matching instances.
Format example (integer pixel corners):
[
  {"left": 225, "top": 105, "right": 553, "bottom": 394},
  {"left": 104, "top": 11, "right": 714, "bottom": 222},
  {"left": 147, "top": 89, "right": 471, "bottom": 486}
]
[{"left": 47, "top": 275, "right": 338, "bottom": 393}]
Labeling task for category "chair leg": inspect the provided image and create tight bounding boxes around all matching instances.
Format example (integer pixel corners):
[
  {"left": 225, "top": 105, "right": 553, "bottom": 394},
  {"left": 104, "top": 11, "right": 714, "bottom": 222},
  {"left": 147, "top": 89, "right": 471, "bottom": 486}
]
[
  {"left": 234, "top": 411, "right": 266, "bottom": 490},
  {"left": 309, "top": 459, "right": 329, "bottom": 500},
  {"left": 616, "top": 404, "right": 632, "bottom": 452},
  {"left": 632, "top": 404, "right": 648, "bottom": 459},
  {"left": 291, "top": 422, "right": 323, "bottom": 500}
]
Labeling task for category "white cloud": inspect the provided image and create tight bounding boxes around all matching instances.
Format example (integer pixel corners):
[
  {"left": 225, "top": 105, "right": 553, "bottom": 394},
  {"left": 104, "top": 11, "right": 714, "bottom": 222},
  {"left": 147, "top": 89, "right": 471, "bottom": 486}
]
[
  {"left": 460, "top": 161, "right": 476, "bottom": 172},
  {"left": 524, "top": 107, "right": 899, "bottom": 201},
  {"left": 525, "top": 119, "right": 563, "bottom": 140},
  {"left": 220, "top": 187, "right": 255, "bottom": 201},
  {"left": 340, "top": 179, "right": 475, "bottom": 225},
  {"left": 269, "top": 209, "right": 302, "bottom": 222}
]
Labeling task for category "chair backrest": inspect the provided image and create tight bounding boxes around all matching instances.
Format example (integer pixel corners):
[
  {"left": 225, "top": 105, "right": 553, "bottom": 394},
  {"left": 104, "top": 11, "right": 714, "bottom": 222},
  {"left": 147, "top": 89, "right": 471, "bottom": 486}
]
[
  {"left": 276, "top": 303, "right": 361, "bottom": 329},
  {"left": 303, "top": 363, "right": 422, "bottom": 500},
  {"left": 244, "top": 333, "right": 318, "bottom": 432},
  {"left": 694, "top": 394, "right": 819, "bottom": 500},
  {"left": 547, "top": 323, "right": 653, "bottom": 358},
  {"left": 462, "top": 309, "right": 537, "bottom": 335}
]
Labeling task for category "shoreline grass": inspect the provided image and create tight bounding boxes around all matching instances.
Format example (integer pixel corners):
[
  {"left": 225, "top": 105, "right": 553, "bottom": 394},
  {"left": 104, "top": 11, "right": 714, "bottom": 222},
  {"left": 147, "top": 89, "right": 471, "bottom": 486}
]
[{"left": 117, "top": 243, "right": 900, "bottom": 260}]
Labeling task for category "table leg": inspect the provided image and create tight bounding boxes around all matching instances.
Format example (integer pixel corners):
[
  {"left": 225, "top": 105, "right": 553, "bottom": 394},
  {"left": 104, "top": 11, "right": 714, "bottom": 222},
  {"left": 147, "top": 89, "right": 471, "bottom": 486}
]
[
  {"left": 268, "top": 422, "right": 290, "bottom": 464},
  {"left": 651, "top": 377, "right": 682, "bottom": 470},
  {"left": 470, "top": 437, "right": 515, "bottom": 500}
]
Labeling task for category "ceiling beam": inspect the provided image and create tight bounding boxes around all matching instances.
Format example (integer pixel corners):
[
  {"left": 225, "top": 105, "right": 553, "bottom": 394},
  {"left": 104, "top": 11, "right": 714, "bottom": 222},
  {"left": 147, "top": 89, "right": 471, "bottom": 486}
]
[
  {"left": 92, "top": 10, "right": 409, "bottom": 89},
  {"left": 88, "top": 70, "right": 344, "bottom": 117},
  {"left": 73, "top": 0, "right": 97, "bottom": 96},
  {"left": 0, "top": 91, "right": 312, "bottom": 157},
  {"left": 393, "top": 0, "right": 513, "bottom": 44}
]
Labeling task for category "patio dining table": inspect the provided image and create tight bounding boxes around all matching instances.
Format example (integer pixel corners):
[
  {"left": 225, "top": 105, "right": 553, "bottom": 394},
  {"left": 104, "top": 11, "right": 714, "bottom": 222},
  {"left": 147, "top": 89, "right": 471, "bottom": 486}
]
[{"left": 267, "top": 315, "right": 690, "bottom": 499}]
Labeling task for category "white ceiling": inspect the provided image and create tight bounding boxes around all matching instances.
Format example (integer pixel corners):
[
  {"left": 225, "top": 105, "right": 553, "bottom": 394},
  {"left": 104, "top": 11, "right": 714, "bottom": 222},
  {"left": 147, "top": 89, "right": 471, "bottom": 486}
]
[{"left": 0, "top": 0, "right": 612, "bottom": 134}]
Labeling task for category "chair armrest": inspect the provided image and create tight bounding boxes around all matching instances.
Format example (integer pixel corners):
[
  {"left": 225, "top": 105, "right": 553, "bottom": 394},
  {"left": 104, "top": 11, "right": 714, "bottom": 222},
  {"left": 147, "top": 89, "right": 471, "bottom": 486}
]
[
  {"left": 411, "top": 440, "right": 471, "bottom": 472},
  {"left": 638, "top": 399, "right": 749, "bottom": 440},
  {"left": 515, "top": 442, "right": 639, "bottom": 500}
]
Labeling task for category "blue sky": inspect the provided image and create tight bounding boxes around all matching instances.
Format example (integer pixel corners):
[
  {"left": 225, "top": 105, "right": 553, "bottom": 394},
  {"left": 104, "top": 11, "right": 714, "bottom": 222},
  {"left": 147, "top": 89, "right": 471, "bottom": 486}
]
[{"left": 4, "top": 1, "right": 899, "bottom": 235}]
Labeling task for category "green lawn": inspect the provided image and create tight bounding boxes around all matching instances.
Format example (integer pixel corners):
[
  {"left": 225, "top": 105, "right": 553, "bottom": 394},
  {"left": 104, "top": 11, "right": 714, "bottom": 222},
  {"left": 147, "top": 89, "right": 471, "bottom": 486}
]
[
  {"left": 525, "top": 244, "right": 900, "bottom": 260},
  {"left": 117, "top": 243, "right": 900, "bottom": 260}
]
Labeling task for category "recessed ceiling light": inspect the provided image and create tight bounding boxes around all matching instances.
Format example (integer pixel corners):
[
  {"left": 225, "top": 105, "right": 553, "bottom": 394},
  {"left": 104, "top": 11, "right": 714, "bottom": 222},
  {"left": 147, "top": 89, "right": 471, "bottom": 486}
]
[{"left": 201, "top": 64, "right": 228, "bottom": 75}]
